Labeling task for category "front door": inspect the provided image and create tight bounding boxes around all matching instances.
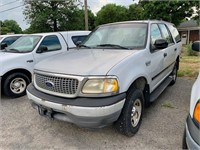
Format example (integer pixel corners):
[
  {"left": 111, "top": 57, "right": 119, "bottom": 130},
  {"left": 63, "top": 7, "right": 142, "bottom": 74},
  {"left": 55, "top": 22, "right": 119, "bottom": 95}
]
[{"left": 33, "top": 35, "right": 64, "bottom": 64}]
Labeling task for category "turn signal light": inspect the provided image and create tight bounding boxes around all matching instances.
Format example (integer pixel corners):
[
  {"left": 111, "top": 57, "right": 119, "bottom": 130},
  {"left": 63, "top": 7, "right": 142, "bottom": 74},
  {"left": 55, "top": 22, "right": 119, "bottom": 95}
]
[{"left": 193, "top": 101, "right": 200, "bottom": 123}]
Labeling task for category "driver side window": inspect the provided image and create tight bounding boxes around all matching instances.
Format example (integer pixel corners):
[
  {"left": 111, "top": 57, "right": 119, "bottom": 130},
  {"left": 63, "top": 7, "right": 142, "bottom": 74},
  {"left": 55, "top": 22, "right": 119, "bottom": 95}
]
[
  {"left": 150, "top": 24, "right": 162, "bottom": 51},
  {"left": 39, "top": 35, "right": 61, "bottom": 52}
]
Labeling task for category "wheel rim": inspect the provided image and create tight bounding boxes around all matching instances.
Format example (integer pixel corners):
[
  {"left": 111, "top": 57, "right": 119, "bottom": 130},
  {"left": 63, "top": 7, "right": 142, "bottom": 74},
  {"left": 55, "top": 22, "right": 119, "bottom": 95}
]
[
  {"left": 10, "top": 78, "right": 26, "bottom": 94},
  {"left": 131, "top": 99, "right": 142, "bottom": 127}
]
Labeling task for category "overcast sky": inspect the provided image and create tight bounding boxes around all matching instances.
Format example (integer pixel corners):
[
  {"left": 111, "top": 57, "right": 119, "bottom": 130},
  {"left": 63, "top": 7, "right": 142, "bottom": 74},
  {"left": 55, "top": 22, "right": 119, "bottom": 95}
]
[{"left": 0, "top": 0, "right": 138, "bottom": 30}]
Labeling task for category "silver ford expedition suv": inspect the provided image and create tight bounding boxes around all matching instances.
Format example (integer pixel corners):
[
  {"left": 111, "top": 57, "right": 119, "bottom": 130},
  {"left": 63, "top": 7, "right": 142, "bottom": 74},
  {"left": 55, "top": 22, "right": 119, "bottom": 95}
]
[{"left": 27, "top": 20, "right": 182, "bottom": 136}]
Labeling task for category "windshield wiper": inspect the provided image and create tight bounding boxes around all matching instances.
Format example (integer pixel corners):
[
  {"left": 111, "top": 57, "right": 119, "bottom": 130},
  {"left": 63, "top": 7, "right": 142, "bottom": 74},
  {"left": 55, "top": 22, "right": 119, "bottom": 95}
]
[
  {"left": 78, "top": 44, "right": 91, "bottom": 49},
  {"left": 96, "top": 44, "right": 130, "bottom": 50},
  {"left": 4, "top": 48, "right": 21, "bottom": 53}
]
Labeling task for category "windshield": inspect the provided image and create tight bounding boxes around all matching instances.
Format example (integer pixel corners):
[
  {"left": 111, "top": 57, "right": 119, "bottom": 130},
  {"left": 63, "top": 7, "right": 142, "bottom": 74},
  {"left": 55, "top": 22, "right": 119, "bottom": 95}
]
[
  {"left": 82, "top": 23, "right": 148, "bottom": 49},
  {"left": 6, "top": 35, "right": 42, "bottom": 53}
]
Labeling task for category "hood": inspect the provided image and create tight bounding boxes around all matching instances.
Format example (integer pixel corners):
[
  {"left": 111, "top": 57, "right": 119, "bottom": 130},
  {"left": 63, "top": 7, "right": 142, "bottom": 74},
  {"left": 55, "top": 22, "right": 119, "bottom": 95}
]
[
  {"left": 35, "top": 49, "right": 137, "bottom": 75},
  {"left": 0, "top": 51, "right": 26, "bottom": 62}
]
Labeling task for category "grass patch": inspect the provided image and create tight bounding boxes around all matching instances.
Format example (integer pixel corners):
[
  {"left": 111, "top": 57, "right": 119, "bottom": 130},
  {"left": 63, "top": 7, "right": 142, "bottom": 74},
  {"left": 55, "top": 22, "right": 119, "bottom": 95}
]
[
  {"left": 178, "top": 45, "right": 199, "bottom": 78},
  {"left": 178, "top": 55, "right": 199, "bottom": 78},
  {"left": 161, "top": 101, "right": 175, "bottom": 109}
]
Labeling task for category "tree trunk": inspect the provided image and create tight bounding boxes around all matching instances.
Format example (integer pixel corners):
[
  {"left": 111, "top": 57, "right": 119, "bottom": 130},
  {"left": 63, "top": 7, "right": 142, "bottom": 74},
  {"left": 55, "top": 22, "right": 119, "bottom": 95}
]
[{"left": 53, "top": 19, "right": 58, "bottom": 31}]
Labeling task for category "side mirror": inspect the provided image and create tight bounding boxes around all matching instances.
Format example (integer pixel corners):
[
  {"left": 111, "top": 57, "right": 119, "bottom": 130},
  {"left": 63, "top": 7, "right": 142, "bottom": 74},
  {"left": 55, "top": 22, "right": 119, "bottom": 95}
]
[
  {"left": 191, "top": 41, "right": 200, "bottom": 52},
  {"left": 0, "top": 43, "right": 8, "bottom": 50},
  {"left": 76, "top": 41, "right": 82, "bottom": 47},
  {"left": 154, "top": 39, "right": 168, "bottom": 49},
  {"left": 37, "top": 45, "right": 48, "bottom": 53}
]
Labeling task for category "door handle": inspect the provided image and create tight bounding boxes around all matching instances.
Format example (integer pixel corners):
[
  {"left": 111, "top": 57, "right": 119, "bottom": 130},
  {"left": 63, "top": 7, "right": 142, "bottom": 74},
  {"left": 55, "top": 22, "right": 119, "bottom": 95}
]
[
  {"left": 164, "top": 53, "right": 167, "bottom": 57},
  {"left": 145, "top": 61, "right": 151, "bottom": 66},
  {"left": 27, "top": 60, "right": 34, "bottom": 63}
]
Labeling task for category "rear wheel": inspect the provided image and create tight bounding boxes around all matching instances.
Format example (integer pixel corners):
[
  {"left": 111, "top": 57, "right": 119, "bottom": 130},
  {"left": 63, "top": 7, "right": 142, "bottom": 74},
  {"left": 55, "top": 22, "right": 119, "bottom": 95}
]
[
  {"left": 115, "top": 88, "right": 144, "bottom": 137},
  {"left": 169, "top": 62, "right": 178, "bottom": 86},
  {"left": 3, "top": 73, "right": 30, "bottom": 98}
]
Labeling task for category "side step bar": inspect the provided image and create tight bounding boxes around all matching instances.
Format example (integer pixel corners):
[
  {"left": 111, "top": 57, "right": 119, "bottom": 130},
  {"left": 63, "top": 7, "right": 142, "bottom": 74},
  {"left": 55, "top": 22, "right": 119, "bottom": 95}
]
[{"left": 150, "top": 77, "right": 172, "bottom": 102}]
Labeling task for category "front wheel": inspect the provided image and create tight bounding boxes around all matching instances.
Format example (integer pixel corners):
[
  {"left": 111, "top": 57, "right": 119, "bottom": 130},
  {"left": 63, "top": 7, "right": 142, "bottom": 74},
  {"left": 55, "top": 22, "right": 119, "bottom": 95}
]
[
  {"left": 3, "top": 73, "right": 30, "bottom": 98},
  {"left": 115, "top": 88, "right": 144, "bottom": 137}
]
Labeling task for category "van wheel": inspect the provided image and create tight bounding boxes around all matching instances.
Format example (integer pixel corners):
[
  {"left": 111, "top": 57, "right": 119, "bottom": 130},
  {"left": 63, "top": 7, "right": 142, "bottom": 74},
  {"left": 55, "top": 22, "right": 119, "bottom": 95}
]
[
  {"left": 169, "top": 62, "right": 178, "bottom": 86},
  {"left": 115, "top": 88, "right": 144, "bottom": 137},
  {"left": 3, "top": 73, "right": 30, "bottom": 98}
]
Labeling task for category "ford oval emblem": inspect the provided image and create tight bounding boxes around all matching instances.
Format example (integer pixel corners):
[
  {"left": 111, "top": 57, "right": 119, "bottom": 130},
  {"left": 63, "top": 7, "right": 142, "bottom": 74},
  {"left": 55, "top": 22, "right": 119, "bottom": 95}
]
[{"left": 45, "top": 81, "right": 54, "bottom": 88}]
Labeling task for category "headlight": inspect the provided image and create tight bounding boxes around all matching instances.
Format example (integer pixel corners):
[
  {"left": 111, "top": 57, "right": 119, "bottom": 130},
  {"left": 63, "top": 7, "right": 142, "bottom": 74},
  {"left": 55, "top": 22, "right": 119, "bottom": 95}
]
[
  {"left": 193, "top": 101, "right": 200, "bottom": 123},
  {"left": 82, "top": 78, "right": 119, "bottom": 94}
]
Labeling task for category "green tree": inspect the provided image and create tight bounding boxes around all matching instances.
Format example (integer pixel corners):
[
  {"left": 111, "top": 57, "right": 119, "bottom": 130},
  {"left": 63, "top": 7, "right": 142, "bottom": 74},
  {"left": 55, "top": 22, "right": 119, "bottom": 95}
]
[
  {"left": 139, "top": 0, "right": 199, "bottom": 26},
  {"left": 95, "top": 4, "right": 128, "bottom": 26},
  {"left": 0, "top": 20, "right": 22, "bottom": 34},
  {"left": 23, "top": 0, "right": 94, "bottom": 33},
  {"left": 128, "top": 3, "right": 144, "bottom": 20}
]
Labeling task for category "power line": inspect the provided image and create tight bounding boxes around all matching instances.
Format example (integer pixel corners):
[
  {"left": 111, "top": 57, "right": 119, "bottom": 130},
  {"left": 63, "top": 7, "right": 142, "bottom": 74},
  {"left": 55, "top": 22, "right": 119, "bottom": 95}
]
[
  {"left": 0, "top": 5, "right": 24, "bottom": 13},
  {"left": 0, "top": 0, "right": 19, "bottom": 7}
]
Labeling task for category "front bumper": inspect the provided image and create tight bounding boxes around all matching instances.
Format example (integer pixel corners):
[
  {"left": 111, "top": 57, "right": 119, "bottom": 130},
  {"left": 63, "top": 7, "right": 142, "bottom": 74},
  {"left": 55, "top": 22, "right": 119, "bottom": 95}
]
[
  {"left": 185, "top": 115, "right": 200, "bottom": 149},
  {"left": 26, "top": 84, "right": 126, "bottom": 128}
]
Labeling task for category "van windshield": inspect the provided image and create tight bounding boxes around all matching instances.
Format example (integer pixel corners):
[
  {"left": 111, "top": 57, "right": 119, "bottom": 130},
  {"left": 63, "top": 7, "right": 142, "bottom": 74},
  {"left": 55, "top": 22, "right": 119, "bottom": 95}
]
[
  {"left": 82, "top": 23, "right": 148, "bottom": 50},
  {"left": 5, "top": 35, "right": 41, "bottom": 53}
]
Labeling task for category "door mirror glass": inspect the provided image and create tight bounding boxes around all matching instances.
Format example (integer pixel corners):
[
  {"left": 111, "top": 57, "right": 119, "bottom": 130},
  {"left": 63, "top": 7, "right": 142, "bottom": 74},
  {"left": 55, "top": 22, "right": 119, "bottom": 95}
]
[
  {"left": 0, "top": 43, "right": 8, "bottom": 50},
  {"left": 37, "top": 45, "right": 48, "bottom": 53},
  {"left": 154, "top": 39, "right": 168, "bottom": 49},
  {"left": 192, "top": 41, "right": 200, "bottom": 52}
]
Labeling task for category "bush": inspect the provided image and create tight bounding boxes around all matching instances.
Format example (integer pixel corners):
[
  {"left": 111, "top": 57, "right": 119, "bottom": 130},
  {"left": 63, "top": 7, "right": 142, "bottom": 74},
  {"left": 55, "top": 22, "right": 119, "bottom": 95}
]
[{"left": 187, "top": 43, "right": 198, "bottom": 56}]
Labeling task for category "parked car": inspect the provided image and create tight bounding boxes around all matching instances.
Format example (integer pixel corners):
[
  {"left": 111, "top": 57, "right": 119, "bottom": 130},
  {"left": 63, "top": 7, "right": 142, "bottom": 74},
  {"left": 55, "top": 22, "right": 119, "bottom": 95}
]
[
  {"left": 0, "top": 31, "right": 90, "bottom": 97},
  {"left": 26, "top": 20, "right": 182, "bottom": 136},
  {"left": 182, "top": 41, "right": 200, "bottom": 149},
  {"left": 0, "top": 34, "right": 23, "bottom": 49}
]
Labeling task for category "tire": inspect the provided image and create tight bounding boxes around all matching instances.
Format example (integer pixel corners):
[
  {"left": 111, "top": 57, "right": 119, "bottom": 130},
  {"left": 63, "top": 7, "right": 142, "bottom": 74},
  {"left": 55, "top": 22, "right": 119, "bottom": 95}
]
[
  {"left": 169, "top": 62, "right": 178, "bottom": 86},
  {"left": 115, "top": 88, "right": 144, "bottom": 137},
  {"left": 182, "top": 128, "right": 188, "bottom": 149},
  {"left": 3, "top": 73, "right": 30, "bottom": 98}
]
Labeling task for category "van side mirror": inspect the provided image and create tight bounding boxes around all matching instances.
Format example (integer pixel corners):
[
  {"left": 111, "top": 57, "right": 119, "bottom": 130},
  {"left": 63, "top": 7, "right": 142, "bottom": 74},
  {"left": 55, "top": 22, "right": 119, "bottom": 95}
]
[
  {"left": 154, "top": 39, "right": 168, "bottom": 49},
  {"left": 1, "top": 43, "right": 8, "bottom": 50},
  {"left": 192, "top": 41, "right": 200, "bottom": 52},
  {"left": 37, "top": 45, "right": 48, "bottom": 53}
]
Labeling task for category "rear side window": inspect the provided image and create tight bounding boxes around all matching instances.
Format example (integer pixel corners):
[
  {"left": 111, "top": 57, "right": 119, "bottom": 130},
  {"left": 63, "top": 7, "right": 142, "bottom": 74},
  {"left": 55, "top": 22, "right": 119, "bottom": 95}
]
[
  {"left": 158, "top": 24, "right": 174, "bottom": 45},
  {"left": 72, "top": 35, "right": 88, "bottom": 45},
  {"left": 2, "top": 36, "right": 21, "bottom": 46},
  {"left": 167, "top": 24, "right": 181, "bottom": 43},
  {"left": 40, "top": 35, "right": 61, "bottom": 51}
]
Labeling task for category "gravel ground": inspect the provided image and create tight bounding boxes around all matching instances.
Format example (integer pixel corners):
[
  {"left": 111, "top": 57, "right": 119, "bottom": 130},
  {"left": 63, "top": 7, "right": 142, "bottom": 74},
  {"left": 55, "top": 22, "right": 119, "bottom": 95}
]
[{"left": 0, "top": 77, "right": 195, "bottom": 150}]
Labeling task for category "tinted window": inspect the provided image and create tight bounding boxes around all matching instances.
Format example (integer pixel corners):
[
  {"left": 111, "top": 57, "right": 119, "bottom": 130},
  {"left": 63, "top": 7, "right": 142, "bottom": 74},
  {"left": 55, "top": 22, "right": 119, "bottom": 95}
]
[
  {"left": 158, "top": 24, "right": 174, "bottom": 45},
  {"left": 2, "top": 36, "right": 21, "bottom": 46},
  {"left": 151, "top": 24, "right": 162, "bottom": 49},
  {"left": 72, "top": 35, "right": 88, "bottom": 45},
  {"left": 168, "top": 24, "right": 181, "bottom": 43},
  {"left": 40, "top": 35, "right": 61, "bottom": 51}
]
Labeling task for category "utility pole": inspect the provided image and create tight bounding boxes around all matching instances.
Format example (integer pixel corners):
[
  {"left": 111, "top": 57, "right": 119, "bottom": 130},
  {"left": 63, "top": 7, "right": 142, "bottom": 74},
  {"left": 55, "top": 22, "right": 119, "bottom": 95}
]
[{"left": 84, "top": 0, "right": 88, "bottom": 31}]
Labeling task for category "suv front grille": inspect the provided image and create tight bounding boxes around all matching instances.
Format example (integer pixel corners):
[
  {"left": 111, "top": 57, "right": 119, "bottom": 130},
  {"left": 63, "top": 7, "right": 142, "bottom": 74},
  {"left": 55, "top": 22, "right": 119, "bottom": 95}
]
[{"left": 34, "top": 73, "right": 79, "bottom": 96}]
